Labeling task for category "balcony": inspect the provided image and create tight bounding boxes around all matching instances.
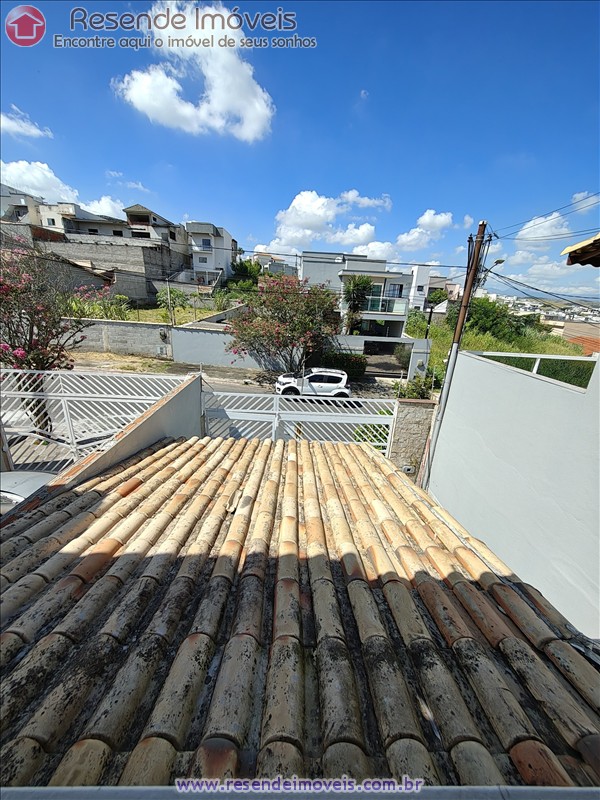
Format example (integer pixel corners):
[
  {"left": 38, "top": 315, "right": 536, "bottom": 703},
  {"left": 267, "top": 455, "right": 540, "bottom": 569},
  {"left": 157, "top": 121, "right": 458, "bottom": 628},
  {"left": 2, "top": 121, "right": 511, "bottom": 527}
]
[{"left": 341, "top": 296, "right": 408, "bottom": 315}]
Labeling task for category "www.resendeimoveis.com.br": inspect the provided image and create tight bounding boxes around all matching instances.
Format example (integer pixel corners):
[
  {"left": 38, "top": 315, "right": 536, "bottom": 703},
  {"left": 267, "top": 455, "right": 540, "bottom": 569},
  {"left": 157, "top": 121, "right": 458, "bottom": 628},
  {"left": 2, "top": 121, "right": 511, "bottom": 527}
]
[{"left": 175, "top": 775, "right": 425, "bottom": 793}]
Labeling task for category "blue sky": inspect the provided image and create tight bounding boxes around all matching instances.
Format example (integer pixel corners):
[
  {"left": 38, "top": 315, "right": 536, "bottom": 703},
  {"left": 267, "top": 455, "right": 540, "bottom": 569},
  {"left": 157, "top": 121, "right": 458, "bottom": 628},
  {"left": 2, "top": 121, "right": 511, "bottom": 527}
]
[{"left": 1, "top": 0, "right": 599, "bottom": 299}]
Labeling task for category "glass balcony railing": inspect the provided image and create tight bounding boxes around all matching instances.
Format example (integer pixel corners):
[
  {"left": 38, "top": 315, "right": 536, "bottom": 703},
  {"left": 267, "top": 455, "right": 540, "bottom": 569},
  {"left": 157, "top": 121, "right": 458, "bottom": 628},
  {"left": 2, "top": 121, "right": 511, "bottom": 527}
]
[{"left": 341, "top": 296, "right": 408, "bottom": 314}]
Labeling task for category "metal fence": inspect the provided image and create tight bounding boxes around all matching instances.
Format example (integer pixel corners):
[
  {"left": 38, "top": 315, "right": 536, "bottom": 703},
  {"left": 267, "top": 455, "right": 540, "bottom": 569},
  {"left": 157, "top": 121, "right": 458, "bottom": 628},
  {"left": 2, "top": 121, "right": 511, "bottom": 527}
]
[
  {"left": 202, "top": 392, "right": 397, "bottom": 453},
  {"left": 1, "top": 369, "right": 186, "bottom": 473}
]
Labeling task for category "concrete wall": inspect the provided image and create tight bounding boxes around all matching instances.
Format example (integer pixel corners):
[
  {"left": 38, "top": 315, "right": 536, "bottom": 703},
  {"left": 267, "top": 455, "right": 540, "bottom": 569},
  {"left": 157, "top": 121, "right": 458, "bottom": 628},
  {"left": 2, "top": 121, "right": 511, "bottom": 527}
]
[
  {"left": 78, "top": 319, "right": 172, "bottom": 359},
  {"left": 45, "top": 376, "right": 202, "bottom": 490},
  {"left": 388, "top": 399, "right": 436, "bottom": 476},
  {"left": 40, "top": 237, "right": 190, "bottom": 299},
  {"left": 172, "top": 325, "right": 268, "bottom": 369},
  {"left": 427, "top": 352, "right": 599, "bottom": 638}
]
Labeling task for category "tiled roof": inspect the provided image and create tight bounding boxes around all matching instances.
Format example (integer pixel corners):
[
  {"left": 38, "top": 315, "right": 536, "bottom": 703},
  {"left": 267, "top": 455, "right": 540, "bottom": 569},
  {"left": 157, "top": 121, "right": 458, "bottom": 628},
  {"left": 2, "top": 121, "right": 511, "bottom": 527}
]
[{"left": 1, "top": 437, "right": 598, "bottom": 788}]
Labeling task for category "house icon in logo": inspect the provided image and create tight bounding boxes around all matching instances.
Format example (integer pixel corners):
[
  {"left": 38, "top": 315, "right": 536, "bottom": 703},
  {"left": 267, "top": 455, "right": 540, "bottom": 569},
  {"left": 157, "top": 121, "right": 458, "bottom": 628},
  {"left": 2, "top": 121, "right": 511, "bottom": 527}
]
[{"left": 5, "top": 5, "right": 46, "bottom": 47}]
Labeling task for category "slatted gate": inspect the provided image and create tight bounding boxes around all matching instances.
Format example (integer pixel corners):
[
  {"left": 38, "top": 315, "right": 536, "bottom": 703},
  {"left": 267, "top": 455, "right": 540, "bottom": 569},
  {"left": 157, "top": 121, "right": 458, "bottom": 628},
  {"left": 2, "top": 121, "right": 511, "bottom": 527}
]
[{"left": 202, "top": 392, "right": 396, "bottom": 454}]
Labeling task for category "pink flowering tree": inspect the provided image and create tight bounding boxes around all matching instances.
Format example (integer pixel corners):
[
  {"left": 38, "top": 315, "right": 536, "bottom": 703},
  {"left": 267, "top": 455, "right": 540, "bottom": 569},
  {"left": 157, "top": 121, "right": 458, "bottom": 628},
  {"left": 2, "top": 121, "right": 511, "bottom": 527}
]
[
  {"left": 1, "top": 234, "right": 92, "bottom": 431},
  {"left": 226, "top": 274, "right": 341, "bottom": 372}
]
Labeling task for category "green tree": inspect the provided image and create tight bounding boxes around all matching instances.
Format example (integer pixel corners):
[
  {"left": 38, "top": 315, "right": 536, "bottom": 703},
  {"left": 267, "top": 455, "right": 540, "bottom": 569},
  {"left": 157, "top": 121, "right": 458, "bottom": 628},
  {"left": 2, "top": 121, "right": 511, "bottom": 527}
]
[
  {"left": 226, "top": 274, "right": 341, "bottom": 372},
  {"left": 156, "top": 286, "right": 188, "bottom": 324},
  {"left": 427, "top": 288, "right": 448, "bottom": 306},
  {"left": 1, "top": 234, "right": 91, "bottom": 432},
  {"left": 230, "top": 258, "right": 262, "bottom": 285},
  {"left": 212, "top": 289, "right": 230, "bottom": 312},
  {"left": 342, "top": 275, "right": 373, "bottom": 334},
  {"left": 466, "top": 297, "right": 544, "bottom": 341},
  {"left": 405, "top": 308, "right": 428, "bottom": 337},
  {"left": 1, "top": 235, "right": 88, "bottom": 371}
]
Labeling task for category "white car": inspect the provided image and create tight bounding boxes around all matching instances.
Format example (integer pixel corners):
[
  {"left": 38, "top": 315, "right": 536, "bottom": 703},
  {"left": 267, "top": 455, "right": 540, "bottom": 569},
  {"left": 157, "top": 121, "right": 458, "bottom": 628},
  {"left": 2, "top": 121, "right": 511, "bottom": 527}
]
[{"left": 275, "top": 367, "right": 352, "bottom": 397}]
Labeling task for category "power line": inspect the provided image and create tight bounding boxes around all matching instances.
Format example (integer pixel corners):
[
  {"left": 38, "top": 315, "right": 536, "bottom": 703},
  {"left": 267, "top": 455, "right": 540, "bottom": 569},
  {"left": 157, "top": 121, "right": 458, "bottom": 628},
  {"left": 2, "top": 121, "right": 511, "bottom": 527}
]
[
  {"left": 491, "top": 193, "right": 600, "bottom": 235},
  {"left": 488, "top": 270, "right": 600, "bottom": 312},
  {"left": 497, "top": 228, "right": 599, "bottom": 243}
]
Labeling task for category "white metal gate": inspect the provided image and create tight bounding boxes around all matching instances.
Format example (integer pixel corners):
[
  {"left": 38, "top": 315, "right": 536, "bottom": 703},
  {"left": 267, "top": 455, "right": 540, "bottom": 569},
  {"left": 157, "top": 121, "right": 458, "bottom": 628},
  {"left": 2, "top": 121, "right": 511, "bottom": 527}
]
[
  {"left": 202, "top": 392, "right": 396, "bottom": 454},
  {"left": 1, "top": 369, "right": 186, "bottom": 473}
]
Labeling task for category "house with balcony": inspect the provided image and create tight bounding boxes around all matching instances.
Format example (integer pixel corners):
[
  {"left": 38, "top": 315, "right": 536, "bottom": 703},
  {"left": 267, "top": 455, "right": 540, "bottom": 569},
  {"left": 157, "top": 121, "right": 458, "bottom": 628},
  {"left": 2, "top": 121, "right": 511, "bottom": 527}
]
[
  {"left": 301, "top": 251, "right": 431, "bottom": 338},
  {"left": 184, "top": 221, "right": 238, "bottom": 287}
]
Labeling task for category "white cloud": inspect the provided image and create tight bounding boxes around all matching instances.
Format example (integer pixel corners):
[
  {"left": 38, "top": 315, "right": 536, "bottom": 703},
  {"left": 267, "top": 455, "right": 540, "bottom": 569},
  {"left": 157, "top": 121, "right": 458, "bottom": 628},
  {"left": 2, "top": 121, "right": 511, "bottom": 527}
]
[
  {"left": 81, "top": 196, "right": 126, "bottom": 219},
  {"left": 260, "top": 195, "right": 456, "bottom": 262},
  {"left": 352, "top": 241, "right": 398, "bottom": 261},
  {"left": 0, "top": 106, "right": 53, "bottom": 139},
  {"left": 571, "top": 190, "right": 599, "bottom": 214},
  {"left": 359, "top": 89, "right": 369, "bottom": 100},
  {"left": 455, "top": 245, "right": 467, "bottom": 254},
  {"left": 487, "top": 242, "right": 504, "bottom": 254},
  {"left": 105, "top": 170, "right": 123, "bottom": 178},
  {"left": 395, "top": 209, "right": 453, "bottom": 252},
  {"left": 0, "top": 160, "right": 77, "bottom": 201},
  {"left": 112, "top": 2, "right": 275, "bottom": 143},
  {"left": 0, "top": 160, "right": 124, "bottom": 218},
  {"left": 515, "top": 211, "right": 571, "bottom": 251},
  {"left": 326, "top": 223, "right": 375, "bottom": 247},
  {"left": 339, "top": 189, "right": 392, "bottom": 210},
  {"left": 258, "top": 189, "right": 393, "bottom": 253},
  {"left": 417, "top": 209, "right": 453, "bottom": 232},
  {"left": 506, "top": 249, "right": 536, "bottom": 266},
  {"left": 463, "top": 214, "right": 474, "bottom": 229},
  {"left": 123, "top": 180, "right": 150, "bottom": 193}
]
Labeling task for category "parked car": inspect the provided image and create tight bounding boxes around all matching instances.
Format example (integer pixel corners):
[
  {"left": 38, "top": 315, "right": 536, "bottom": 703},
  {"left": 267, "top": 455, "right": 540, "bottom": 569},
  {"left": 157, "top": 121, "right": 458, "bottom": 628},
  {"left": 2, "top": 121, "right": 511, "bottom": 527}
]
[{"left": 275, "top": 367, "right": 352, "bottom": 397}]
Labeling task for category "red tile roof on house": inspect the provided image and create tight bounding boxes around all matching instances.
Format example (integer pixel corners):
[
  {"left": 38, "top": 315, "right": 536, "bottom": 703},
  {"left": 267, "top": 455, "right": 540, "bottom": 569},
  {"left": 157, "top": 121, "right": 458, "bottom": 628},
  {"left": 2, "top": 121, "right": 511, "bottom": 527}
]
[{"left": 0, "top": 437, "right": 598, "bottom": 789}]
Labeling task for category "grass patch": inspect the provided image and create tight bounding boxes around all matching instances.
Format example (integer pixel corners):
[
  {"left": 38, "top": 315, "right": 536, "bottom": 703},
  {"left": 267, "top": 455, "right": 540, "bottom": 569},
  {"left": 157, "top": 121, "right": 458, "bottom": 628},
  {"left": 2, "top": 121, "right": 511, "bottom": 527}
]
[
  {"left": 126, "top": 306, "right": 217, "bottom": 325},
  {"left": 406, "top": 315, "right": 588, "bottom": 385}
]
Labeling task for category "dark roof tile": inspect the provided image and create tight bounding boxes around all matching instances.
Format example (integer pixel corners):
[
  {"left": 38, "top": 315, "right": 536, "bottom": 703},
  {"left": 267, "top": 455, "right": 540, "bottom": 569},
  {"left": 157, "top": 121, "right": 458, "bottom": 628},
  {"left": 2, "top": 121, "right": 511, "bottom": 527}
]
[{"left": 0, "top": 437, "right": 597, "bottom": 789}]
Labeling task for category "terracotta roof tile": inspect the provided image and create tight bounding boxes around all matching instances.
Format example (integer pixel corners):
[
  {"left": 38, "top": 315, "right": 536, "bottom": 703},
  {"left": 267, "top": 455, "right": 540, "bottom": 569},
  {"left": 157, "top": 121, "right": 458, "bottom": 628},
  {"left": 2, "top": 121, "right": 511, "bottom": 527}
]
[{"left": 0, "top": 437, "right": 597, "bottom": 789}]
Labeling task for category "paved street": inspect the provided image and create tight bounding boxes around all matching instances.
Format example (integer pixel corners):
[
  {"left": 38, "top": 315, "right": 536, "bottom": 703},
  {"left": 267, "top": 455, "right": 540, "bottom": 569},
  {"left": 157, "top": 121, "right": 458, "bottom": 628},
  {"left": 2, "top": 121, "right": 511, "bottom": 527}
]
[{"left": 72, "top": 351, "right": 399, "bottom": 397}]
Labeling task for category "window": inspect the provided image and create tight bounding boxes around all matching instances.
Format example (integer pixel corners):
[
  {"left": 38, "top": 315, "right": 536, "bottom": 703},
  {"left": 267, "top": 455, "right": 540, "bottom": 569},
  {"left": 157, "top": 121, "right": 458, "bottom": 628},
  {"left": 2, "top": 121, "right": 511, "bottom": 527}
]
[
  {"left": 197, "top": 256, "right": 208, "bottom": 263},
  {"left": 202, "top": 238, "right": 212, "bottom": 250},
  {"left": 46, "top": 218, "right": 56, "bottom": 226},
  {"left": 132, "top": 231, "right": 151, "bottom": 239},
  {"left": 417, "top": 285, "right": 424, "bottom": 292},
  {"left": 152, "top": 216, "right": 157, "bottom": 223},
  {"left": 112, "top": 230, "right": 123, "bottom": 237},
  {"left": 169, "top": 230, "right": 176, "bottom": 241},
  {"left": 326, "top": 375, "right": 343, "bottom": 384},
  {"left": 88, "top": 228, "right": 99, "bottom": 235},
  {"left": 385, "top": 284, "right": 403, "bottom": 298},
  {"left": 307, "top": 374, "right": 326, "bottom": 383}
]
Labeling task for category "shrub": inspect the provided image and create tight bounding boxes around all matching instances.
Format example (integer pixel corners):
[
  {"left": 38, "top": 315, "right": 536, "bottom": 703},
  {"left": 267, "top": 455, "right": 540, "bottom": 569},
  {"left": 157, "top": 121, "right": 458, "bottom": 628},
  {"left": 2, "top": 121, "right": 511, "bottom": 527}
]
[
  {"left": 156, "top": 286, "right": 188, "bottom": 311},
  {"left": 353, "top": 408, "right": 393, "bottom": 450},
  {"left": 394, "top": 343, "right": 411, "bottom": 371},
  {"left": 394, "top": 375, "right": 433, "bottom": 399},
  {"left": 212, "top": 289, "right": 230, "bottom": 312},
  {"left": 322, "top": 350, "right": 367, "bottom": 379}
]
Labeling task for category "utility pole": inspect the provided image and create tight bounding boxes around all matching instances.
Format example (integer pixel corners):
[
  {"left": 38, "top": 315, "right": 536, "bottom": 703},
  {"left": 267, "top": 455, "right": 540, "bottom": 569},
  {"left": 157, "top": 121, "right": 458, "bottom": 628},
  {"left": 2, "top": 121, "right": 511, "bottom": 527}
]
[{"left": 421, "top": 220, "right": 488, "bottom": 489}]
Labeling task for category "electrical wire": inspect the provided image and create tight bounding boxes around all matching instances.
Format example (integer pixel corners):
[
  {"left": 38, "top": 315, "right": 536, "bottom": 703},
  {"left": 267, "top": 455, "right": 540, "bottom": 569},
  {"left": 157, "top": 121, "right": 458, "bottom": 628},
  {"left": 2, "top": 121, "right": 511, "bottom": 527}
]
[
  {"left": 487, "top": 270, "right": 600, "bottom": 313},
  {"left": 496, "top": 228, "right": 599, "bottom": 243},
  {"left": 491, "top": 193, "right": 600, "bottom": 235}
]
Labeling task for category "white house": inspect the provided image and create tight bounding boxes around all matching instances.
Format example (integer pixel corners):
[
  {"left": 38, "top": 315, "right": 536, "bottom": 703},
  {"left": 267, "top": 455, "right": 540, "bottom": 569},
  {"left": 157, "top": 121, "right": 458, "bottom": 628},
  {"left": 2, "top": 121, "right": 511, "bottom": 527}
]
[
  {"left": 185, "top": 221, "right": 238, "bottom": 284},
  {"left": 300, "top": 251, "right": 431, "bottom": 338}
]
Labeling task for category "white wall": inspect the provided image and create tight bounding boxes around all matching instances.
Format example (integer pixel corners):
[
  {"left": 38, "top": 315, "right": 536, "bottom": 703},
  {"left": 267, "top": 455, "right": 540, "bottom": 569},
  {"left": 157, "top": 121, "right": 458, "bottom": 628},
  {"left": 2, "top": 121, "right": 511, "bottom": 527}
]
[
  {"left": 428, "top": 352, "right": 599, "bottom": 638},
  {"left": 172, "top": 326, "right": 269, "bottom": 369},
  {"left": 408, "top": 265, "right": 431, "bottom": 310}
]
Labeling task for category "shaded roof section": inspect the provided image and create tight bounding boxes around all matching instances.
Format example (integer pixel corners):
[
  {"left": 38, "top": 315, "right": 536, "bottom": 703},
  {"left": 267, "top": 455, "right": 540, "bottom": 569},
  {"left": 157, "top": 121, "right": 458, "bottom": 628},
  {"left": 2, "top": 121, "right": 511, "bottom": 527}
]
[
  {"left": 560, "top": 233, "right": 600, "bottom": 267},
  {"left": 0, "top": 437, "right": 598, "bottom": 789}
]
